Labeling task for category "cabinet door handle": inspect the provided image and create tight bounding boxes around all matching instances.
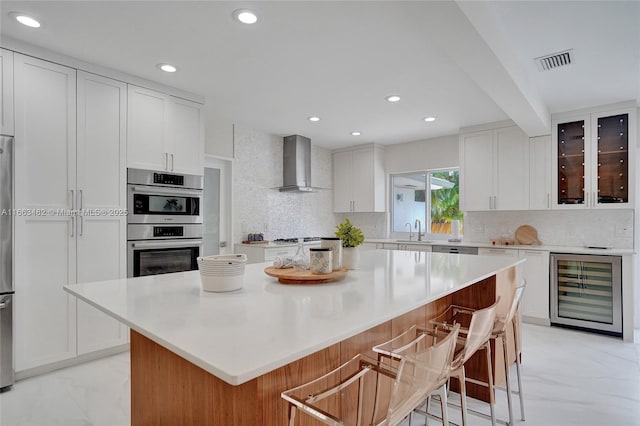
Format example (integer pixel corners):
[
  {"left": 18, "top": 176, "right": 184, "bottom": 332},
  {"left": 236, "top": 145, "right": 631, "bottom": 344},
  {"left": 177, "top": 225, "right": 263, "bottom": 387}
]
[
  {"left": 164, "top": 153, "right": 168, "bottom": 171},
  {"left": 70, "top": 217, "right": 75, "bottom": 237},
  {"left": 593, "top": 191, "right": 596, "bottom": 207},
  {"left": 171, "top": 153, "right": 175, "bottom": 171},
  {"left": 79, "top": 216, "right": 83, "bottom": 236},
  {"left": 352, "top": 200, "right": 355, "bottom": 211},
  {"left": 78, "top": 189, "right": 83, "bottom": 210},
  {"left": 547, "top": 193, "right": 550, "bottom": 209},
  {"left": 70, "top": 189, "right": 75, "bottom": 210},
  {"left": 493, "top": 196, "right": 497, "bottom": 210},
  {"left": 489, "top": 196, "right": 492, "bottom": 209},
  {"left": 585, "top": 191, "right": 588, "bottom": 207}
]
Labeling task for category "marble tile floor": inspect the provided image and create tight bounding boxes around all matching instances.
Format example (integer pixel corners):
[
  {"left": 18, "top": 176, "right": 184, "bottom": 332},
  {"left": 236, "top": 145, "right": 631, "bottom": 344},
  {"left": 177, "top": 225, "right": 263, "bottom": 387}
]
[{"left": 1, "top": 324, "right": 639, "bottom": 426}]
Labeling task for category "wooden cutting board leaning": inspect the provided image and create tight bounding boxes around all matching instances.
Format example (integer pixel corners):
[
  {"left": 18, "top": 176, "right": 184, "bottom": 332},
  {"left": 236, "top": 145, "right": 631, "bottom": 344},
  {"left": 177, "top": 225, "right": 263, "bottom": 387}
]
[{"left": 515, "top": 225, "right": 541, "bottom": 245}]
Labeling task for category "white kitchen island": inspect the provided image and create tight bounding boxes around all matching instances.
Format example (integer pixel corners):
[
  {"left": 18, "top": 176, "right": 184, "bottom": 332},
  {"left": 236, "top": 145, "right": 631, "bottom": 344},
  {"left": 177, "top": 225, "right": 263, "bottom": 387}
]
[{"left": 64, "top": 249, "right": 523, "bottom": 426}]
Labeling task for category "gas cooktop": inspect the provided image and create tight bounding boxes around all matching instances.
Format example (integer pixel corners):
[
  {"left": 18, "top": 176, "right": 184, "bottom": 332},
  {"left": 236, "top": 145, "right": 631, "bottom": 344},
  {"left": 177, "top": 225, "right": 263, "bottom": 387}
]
[{"left": 272, "top": 237, "right": 321, "bottom": 244}]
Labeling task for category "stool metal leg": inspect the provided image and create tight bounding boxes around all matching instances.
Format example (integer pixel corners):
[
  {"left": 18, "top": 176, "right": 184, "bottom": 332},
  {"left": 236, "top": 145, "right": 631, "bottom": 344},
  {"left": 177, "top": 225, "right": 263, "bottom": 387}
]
[{"left": 501, "top": 334, "right": 514, "bottom": 426}]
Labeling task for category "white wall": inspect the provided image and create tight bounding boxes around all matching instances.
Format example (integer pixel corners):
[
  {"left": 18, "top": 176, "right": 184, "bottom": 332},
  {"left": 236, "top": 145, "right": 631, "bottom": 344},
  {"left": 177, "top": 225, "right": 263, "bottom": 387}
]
[
  {"left": 465, "top": 209, "right": 634, "bottom": 249},
  {"left": 232, "top": 126, "right": 336, "bottom": 243},
  {"left": 385, "top": 134, "right": 458, "bottom": 173}
]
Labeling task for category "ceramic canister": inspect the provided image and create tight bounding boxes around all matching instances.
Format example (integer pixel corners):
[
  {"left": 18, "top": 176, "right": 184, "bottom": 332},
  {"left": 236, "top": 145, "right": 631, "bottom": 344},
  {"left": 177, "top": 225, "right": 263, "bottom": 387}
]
[
  {"left": 320, "top": 237, "right": 343, "bottom": 270},
  {"left": 309, "top": 248, "right": 332, "bottom": 274}
]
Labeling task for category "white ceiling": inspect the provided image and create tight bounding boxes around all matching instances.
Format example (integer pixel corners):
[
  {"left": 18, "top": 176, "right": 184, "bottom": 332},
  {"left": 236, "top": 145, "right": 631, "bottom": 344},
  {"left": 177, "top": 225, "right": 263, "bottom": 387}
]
[{"left": 1, "top": 1, "right": 638, "bottom": 149}]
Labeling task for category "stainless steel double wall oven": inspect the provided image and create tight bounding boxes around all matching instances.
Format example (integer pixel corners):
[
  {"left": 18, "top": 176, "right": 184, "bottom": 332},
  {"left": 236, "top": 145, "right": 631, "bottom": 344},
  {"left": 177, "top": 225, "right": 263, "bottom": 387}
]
[{"left": 127, "top": 169, "right": 203, "bottom": 277}]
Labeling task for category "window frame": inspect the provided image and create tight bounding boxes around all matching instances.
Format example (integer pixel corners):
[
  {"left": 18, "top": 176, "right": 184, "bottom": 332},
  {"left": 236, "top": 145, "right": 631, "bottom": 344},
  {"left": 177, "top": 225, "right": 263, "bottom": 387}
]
[{"left": 389, "top": 168, "right": 462, "bottom": 241}]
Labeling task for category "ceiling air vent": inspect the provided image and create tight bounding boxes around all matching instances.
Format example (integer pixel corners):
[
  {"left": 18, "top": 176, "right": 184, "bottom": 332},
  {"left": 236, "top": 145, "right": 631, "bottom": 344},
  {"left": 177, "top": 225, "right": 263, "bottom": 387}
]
[{"left": 535, "top": 49, "right": 573, "bottom": 72}]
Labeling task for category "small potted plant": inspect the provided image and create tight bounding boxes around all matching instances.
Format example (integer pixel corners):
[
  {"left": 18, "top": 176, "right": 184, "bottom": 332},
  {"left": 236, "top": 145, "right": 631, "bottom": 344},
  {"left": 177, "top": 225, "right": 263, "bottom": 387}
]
[{"left": 335, "top": 218, "right": 364, "bottom": 269}]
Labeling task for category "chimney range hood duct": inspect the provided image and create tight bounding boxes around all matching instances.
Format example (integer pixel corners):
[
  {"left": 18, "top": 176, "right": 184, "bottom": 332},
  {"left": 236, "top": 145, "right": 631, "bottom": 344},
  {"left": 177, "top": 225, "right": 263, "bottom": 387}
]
[{"left": 278, "top": 135, "right": 319, "bottom": 192}]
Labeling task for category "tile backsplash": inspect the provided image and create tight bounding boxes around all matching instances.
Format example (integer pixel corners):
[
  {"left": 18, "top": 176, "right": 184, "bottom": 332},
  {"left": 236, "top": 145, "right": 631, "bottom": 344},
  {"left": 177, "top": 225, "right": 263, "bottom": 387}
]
[
  {"left": 464, "top": 209, "right": 634, "bottom": 249},
  {"left": 232, "top": 126, "right": 336, "bottom": 243}
]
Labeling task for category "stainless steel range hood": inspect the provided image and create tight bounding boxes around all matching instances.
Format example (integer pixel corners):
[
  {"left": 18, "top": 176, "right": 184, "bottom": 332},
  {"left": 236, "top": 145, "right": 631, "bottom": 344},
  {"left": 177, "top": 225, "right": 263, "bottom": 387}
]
[{"left": 278, "top": 135, "right": 319, "bottom": 192}]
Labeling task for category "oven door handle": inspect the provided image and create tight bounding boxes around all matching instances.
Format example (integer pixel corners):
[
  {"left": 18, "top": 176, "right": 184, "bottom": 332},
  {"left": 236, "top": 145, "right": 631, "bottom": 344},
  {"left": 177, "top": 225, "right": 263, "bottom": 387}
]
[
  {"left": 130, "top": 239, "right": 203, "bottom": 249},
  {"left": 129, "top": 186, "right": 203, "bottom": 197}
]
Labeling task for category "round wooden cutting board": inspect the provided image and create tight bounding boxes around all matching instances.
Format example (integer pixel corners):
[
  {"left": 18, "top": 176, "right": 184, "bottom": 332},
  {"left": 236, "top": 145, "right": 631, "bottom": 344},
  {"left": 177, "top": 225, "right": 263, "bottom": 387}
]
[
  {"left": 515, "top": 225, "right": 541, "bottom": 245},
  {"left": 264, "top": 267, "right": 348, "bottom": 284}
]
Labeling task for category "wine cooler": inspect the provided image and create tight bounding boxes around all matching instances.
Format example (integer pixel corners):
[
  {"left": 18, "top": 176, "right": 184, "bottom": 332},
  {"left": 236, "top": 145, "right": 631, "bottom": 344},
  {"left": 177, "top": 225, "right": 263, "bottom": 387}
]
[{"left": 550, "top": 253, "right": 622, "bottom": 335}]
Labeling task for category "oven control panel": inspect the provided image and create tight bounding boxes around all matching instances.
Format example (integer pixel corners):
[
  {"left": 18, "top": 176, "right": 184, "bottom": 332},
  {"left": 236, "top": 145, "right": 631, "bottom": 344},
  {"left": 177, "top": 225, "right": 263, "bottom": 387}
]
[
  {"left": 153, "top": 172, "right": 184, "bottom": 186},
  {"left": 153, "top": 226, "right": 184, "bottom": 237}
]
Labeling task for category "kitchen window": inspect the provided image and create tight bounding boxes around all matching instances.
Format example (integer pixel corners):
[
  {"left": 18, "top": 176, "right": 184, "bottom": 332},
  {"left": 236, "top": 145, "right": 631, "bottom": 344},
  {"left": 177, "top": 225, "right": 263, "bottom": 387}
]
[{"left": 391, "top": 169, "right": 463, "bottom": 237}]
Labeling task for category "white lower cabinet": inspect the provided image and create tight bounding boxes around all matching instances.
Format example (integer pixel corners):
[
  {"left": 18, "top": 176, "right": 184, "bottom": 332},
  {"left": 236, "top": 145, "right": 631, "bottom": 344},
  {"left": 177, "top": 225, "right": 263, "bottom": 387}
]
[
  {"left": 479, "top": 247, "right": 550, "bottom": 323},
  {"left": 518, "top": 249, "right": 550, "bottom": 323},
  {"left": 14, "top": 57, "right": 127, "bottom": 373},
  {"left": 478, "top": 247, "right": 519, "bottom": 258}
]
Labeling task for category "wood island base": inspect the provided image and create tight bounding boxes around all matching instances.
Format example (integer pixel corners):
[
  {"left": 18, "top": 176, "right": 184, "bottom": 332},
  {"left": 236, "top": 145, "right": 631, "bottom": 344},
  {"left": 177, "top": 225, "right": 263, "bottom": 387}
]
[{"left": 130, "top": 267, "right": 518, "bottom": 426}]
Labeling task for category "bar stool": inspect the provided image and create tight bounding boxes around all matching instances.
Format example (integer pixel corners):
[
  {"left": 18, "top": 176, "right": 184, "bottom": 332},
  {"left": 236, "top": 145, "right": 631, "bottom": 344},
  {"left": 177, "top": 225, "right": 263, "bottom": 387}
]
[
  {"left": 427, "top": 298, "right": 500, "bottom": 426},
  {"left": 371, "top": 324, "right": 453, "bottom": 424},
  {"left": 281, "top": 324, "right": 460, "bottom": 426},
  {"left": 431, "top": 285, "right": 526, "bottom": 426}
]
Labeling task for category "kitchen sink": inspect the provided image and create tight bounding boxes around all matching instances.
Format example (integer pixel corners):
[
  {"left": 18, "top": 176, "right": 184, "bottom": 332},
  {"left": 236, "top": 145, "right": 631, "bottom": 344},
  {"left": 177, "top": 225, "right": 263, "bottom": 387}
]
[{"left": 396, "top": 240, "right": 433, "bottom": 244}]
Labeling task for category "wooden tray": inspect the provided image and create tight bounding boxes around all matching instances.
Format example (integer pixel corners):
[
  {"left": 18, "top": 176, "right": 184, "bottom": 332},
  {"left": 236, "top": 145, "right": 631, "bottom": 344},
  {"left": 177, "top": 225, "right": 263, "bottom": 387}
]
[
  {"left": 264, "top": 267, "right": 348, "bottom": 284},
  {"left": 242, "top": 240, "right": 269, "bottom": 244},
  {"left": 515, "top": 225, "right": 541, "bottom": 245}
]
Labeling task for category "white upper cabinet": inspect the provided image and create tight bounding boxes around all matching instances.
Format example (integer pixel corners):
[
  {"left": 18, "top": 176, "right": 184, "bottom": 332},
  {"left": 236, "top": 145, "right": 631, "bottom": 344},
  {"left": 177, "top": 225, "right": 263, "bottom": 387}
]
[
  {"left": 552, "top": 105, "right": 636, "bottom": 209},
  {"left": 0, "top": 48, "right": 14, "bottom": 136},
  {"left": 460, "top": 130, "right": 493, "bottom": 211},
  {"left": 14, "top": 54, "right": 78, "bottom": 371},
  {"left": 333, "top": 145, "right": 385, "bottom": 213},
  {"left": 169, "top": 96, "right": 204, "bottom": 175},
  {"left": 127, "top": 85, "right": 170, "bottom": 171},
  {"left": 127, "top": 85, "right": 204, "bottom": 175},
  {"left": 529, "top": 135, "right": 552, "bottom": 210},
  {"left": 460, "top": 125, "right": 529, "bottom": 211}
]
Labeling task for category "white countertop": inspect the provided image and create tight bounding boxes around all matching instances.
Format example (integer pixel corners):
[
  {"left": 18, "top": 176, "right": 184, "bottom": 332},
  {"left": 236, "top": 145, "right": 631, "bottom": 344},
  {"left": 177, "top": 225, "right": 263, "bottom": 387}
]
[
  {"left": 64, "top": 250, "right": 522, "bottom": 386},
  {"left": 366, "top": 238, "right": 634, "bottom": 256}
]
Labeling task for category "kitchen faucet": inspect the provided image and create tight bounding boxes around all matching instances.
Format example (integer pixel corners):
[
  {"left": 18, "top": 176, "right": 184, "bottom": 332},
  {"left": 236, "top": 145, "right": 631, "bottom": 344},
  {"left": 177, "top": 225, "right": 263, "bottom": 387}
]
[
  {"left": 415, "top": 219, "right": 423, "bottom": 241},
  {"left": 405, "top": 222, "right": 413, "bottom": 240}
]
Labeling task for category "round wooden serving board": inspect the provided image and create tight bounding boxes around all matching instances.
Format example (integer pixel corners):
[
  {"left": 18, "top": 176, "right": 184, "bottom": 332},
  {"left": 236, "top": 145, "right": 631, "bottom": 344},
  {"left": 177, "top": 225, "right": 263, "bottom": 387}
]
[
  {"left": 264, "top": 267, "right": 348, "bottom": 284},
  {"left": 515, "top": 225, "right": 541, "bottom": 245}
]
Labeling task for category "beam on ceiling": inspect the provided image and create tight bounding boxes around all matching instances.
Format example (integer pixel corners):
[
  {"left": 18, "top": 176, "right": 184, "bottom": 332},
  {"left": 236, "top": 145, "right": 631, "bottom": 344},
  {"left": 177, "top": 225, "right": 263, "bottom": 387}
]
[{"left": 421, "top": 1, "right": 550, "bottom": 137}]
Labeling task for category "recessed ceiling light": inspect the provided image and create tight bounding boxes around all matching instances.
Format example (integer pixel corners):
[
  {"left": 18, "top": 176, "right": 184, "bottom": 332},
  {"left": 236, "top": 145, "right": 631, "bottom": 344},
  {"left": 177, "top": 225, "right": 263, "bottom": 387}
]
[
  {"left": 424, "top": 117, "right": 436, "bottom": 122},
  {"left": 351, "top": 131, "right": 361, "bottom": 136},
  {"left": 386, "top": 95, "right": 401, "bottom": 102},
  {"left": 10, "top": 12, "right": 40, "bottom": 28},
  {"left": 232, "top": 9, "right": 258, "bottom": 24},
  {"left": 158, "top": 64, "right": 177, "bottom": 73},
  {"left": 308, "top": 116, "right": 320, "bottom": 122}
]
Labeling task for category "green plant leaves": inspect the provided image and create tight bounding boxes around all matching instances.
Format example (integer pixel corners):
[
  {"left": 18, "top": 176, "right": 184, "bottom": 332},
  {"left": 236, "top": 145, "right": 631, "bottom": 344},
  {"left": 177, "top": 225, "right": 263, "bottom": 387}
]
[{"left": 335, "top": 218, "right": 364, "bottom": 248}]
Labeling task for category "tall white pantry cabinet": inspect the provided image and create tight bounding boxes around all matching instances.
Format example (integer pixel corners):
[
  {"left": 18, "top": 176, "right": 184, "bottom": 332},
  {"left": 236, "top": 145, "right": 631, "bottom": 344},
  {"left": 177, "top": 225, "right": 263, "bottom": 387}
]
[{"left": 13, "top": 55, "right": 127, "bottom": 374}]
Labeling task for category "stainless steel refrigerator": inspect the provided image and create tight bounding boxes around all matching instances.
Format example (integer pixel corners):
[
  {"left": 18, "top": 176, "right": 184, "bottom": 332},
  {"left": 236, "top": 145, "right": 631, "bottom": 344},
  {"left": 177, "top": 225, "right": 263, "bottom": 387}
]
[{"left": 0, "top": 135, "right": 13, "bottom": 390}]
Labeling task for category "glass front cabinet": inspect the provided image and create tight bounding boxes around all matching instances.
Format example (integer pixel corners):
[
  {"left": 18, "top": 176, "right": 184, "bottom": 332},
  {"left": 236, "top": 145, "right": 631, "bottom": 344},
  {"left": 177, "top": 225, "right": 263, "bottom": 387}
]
[{"left": 552, "top": 106, "right": 636, "bottom": 209}]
